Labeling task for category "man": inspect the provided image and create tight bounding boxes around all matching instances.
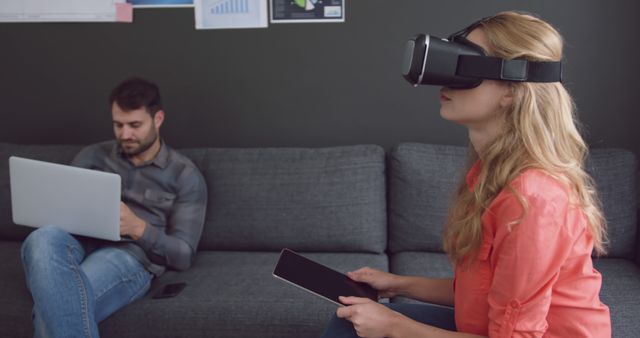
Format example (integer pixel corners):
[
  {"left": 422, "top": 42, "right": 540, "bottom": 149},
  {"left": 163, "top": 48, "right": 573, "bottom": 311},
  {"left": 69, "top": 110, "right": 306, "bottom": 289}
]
[{"left": 20, "top": 77, "right": 207, "bottom": 338}]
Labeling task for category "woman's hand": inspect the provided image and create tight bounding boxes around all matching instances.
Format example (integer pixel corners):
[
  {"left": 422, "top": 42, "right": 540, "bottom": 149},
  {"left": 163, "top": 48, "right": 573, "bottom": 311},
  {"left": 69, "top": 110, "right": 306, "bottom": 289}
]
[
  {"left": 337, "top": 296, "right": 406, "bottom": 338},
  {"left": 347, "top": 267, "right": 403, "bottom": 299}
]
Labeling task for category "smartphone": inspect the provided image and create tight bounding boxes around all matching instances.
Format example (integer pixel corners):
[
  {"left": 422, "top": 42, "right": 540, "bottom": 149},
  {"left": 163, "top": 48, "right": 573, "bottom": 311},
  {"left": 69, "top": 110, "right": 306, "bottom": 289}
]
[
  {"left": 272, "top": 248, "right": 378, "bottom": 306},
  {"left": 152, "top": 282, "right": 187, "bottom": 299}
]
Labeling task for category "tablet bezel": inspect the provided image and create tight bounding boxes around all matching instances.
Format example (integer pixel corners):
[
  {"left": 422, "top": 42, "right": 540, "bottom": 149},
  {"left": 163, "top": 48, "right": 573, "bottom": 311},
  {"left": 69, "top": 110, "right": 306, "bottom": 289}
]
[{"left": 272, "top": 248, "right": 378, "bottom": 306}]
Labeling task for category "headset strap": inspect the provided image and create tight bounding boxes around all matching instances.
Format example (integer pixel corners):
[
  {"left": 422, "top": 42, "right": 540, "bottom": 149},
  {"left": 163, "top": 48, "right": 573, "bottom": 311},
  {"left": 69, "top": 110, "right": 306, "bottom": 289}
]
[{"left": 457, "top": 55, "right": 562, "bottom": 83}]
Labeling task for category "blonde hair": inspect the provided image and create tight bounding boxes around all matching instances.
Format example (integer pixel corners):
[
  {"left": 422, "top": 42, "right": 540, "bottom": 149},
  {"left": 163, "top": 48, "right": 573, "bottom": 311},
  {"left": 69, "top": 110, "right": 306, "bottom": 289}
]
[{"left": 443, "top": 11, "right": 607, "bottom": 265}]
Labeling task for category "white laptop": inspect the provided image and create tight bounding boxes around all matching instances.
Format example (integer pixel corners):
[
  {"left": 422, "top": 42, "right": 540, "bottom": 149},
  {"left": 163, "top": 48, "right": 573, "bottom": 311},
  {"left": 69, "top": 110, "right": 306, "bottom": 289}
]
[{"left": 9, "top": 156, "right": 122, "bottom": 241}]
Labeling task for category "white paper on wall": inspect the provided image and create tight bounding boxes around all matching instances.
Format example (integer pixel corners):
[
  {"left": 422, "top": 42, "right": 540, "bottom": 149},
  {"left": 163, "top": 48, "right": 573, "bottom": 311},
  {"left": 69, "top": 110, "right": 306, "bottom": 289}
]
[{"left": 0, "top": 0, "right": 131, "bottom": 22}]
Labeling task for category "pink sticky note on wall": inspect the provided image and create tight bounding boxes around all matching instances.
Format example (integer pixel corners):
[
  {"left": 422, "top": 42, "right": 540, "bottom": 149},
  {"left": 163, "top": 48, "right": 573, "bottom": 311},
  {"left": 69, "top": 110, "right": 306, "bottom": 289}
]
[{"left": 115, "top": 3, "right": 133, "bottom": 23}]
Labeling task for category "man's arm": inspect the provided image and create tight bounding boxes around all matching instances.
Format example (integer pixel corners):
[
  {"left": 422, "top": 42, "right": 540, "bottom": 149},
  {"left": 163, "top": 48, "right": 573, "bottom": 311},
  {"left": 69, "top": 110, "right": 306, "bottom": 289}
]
[{"left": 135, "top": 166, "right": 207, "bottom": 270}]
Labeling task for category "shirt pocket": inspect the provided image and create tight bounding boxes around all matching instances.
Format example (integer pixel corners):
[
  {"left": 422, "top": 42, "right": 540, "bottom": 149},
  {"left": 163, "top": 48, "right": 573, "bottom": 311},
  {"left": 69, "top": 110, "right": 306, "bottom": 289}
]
[{"left": 143, "top": 189, "right": 177, "bottom": 210}]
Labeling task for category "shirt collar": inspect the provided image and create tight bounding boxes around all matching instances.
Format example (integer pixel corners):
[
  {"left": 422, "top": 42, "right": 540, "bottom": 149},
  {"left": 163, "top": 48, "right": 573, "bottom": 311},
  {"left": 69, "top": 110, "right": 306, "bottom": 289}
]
[{"left": 111, "top": 139, "right": 169, "bottom": 169}]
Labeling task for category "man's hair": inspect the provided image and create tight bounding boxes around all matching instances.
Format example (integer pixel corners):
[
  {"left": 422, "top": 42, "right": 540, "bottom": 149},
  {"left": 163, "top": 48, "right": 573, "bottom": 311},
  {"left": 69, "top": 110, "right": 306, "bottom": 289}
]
[{"left": 109, "top": 77, "right": 163, "bottom": 116}]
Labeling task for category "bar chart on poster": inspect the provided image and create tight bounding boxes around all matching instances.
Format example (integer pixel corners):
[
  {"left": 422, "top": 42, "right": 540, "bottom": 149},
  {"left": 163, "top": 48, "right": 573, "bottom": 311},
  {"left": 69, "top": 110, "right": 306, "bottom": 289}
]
[
  {"left": 194, "top": 0, "right": 267, "bottom": 29},
  {"left": 0, "top": 0, "right": 130, "bottom": 22},
  {"left": 209, "top": 0, "right": 250, "bottom": 14}
]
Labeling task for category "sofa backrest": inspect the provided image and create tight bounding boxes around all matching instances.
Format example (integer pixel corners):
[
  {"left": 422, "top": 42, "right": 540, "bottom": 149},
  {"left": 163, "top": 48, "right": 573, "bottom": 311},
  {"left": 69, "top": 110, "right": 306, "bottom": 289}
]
[
  {"left": 176, "top": 145, "right": 388, "bottom": 253},
  {"left": 0, "top": 143, "right": 84, "bottom": 241},
  {"left": 387, "top": 143, "right": 467, "bottom": 254},
  {"left": 388, "top": 143, "right": 638, "bottom": 259},
  {"left": 0, "top": 143, "right": 387, "bottom": 254},
  {"left": 586, "top": 148, "right": 638, "bottom": 258}
]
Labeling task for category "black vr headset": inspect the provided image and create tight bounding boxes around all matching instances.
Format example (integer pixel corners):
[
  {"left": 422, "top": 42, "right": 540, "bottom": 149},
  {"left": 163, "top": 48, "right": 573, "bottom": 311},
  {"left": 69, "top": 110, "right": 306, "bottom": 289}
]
[{"left": 402, "top": 18, "right": 563, "bottom": 89}]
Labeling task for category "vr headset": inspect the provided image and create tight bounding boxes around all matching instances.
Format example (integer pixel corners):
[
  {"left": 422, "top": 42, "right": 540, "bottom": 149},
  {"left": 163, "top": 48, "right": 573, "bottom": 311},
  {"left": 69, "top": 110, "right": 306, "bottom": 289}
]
[{"left": 402, "top": 18, "right": 562, "bottom": 89}]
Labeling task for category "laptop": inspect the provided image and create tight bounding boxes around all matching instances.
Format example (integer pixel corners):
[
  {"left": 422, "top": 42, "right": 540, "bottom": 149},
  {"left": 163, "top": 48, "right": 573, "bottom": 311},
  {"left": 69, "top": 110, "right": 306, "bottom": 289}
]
[
  {"left": 272, "top": 248, "right": 378, "bottom": 306},
  {"left": 9, "top": 156, "right": 123, "bottom": 241}
]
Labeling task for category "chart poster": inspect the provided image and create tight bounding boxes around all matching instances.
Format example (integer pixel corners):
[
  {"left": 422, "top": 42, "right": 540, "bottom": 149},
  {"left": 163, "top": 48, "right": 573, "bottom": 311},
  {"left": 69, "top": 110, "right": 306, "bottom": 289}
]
[
  {"left": 195, "top": 0, "right": 268, "bottom": 29},
  {"left": 127, "top": 0, "right": 193, "bottom": 8},
  {"left": 270, "top": 0, "right": 344, "bottom": 23}
]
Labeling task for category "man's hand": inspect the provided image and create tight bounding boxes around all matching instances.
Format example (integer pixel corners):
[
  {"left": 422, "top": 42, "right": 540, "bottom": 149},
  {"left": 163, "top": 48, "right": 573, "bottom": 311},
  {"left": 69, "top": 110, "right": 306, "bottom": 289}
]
[
  {"left": 336, "top": 296, "right": 406, "bottom": 338},
  {"left": 120, "top": 202, "right": 146, "bottom": 240}
]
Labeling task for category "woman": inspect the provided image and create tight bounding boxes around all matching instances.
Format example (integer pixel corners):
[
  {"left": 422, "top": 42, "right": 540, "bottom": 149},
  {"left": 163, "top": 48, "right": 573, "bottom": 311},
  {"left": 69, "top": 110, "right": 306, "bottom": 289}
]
[{"left": 322, "top": 11, "right": 611, "bottom": 338}]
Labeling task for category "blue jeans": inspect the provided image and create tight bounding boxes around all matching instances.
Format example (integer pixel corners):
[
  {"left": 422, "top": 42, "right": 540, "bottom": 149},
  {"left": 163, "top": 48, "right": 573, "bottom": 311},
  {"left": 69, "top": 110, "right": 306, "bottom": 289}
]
[
  {"left": 321, "top": 302, "right": 456, "bottom": 337},
  {"left": 21, "top": 225, "right": 153, "bottom": 338}
]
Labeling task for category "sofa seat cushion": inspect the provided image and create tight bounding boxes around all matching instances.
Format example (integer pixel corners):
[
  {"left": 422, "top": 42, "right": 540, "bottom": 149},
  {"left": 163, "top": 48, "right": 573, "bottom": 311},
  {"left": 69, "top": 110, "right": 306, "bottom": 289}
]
[
  {"left": 389, "top": 251, "right": 453, "bottom": 304},
  {"left": 594, "top": 258, "right": 640, "bottom": 338},
  {"left": 0, "top": 241, "right": 33, "bottom": 338},
  {"left": 100, "top": 251, "right": 388, "bottom": 338}
]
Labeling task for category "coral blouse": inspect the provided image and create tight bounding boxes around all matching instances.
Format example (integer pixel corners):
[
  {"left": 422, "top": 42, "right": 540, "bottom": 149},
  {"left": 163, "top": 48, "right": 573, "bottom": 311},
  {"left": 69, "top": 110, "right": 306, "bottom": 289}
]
[{"left": 453, "top": 162, "right": 611, "bottom": 337}]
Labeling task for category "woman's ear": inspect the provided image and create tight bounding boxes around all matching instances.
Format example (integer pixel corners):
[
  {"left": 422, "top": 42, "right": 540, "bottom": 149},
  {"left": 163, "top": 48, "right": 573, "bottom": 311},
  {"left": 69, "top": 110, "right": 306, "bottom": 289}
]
[{"left": 499, "top": 85, "right": 516, "bottom": 109}]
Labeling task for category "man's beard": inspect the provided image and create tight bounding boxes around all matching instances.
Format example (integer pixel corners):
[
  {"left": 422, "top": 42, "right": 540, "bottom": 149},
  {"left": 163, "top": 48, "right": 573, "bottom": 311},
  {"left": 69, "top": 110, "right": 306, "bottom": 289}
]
[{"left": 118, "top": 129, "right": 158, "bottom": 157}]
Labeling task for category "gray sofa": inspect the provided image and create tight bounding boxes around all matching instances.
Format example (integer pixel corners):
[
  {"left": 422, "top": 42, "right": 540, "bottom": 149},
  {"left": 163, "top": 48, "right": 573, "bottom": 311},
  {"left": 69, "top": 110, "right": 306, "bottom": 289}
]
[{"left": 0, "top": 142, "right": 637, "bottom": 338}]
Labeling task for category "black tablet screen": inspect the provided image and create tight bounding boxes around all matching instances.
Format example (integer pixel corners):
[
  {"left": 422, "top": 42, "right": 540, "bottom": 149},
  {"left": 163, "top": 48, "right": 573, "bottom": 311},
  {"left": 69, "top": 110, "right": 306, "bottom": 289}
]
[{"left": 273, "top": 248, "right": 378, "bottom": 306}]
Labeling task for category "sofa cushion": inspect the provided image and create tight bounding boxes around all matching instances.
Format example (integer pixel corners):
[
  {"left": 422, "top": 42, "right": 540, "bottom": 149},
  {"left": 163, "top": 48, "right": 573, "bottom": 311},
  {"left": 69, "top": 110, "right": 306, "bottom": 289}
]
[
  {"left": 1, "top": 143, "right": 388, "bottom": 253},
  {"left": 180, "top": 146, "right": 387, "bottom": 253},
  {"left": 594, "top": 258, "right": 640, "bottom": 338},
  {"left": 0, "top": 241, "right": 33, "bottom": 338},
  {"left": 389, "top": 251, "right": 454, "bottom": 304},
  {"left": 586, "top": 149, "right": 637, "bottom": 258},
  {"left": 0, "top": 246, "right": 389, "bottom": 338},
  {"left": 99, "top": 251, "right": 388, "bottom": 338},
  {"left": 388, "top": 143, "right": 467, "bottom": 253},
  {"left": 388, "top": 143, "right": 638, "bottom": 259},
  {"left": 0, "top": 143, "right": 83, "bottom": 241},
  {"left": 389, "top": 251, "right": 454, "bottom": 279}
]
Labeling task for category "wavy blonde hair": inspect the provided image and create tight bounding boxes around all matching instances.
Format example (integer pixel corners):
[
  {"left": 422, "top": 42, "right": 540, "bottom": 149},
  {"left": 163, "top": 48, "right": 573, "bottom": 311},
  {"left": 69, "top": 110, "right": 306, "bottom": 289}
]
[{"left": 443, "top": 11, "right": 607, "bottom": 265}]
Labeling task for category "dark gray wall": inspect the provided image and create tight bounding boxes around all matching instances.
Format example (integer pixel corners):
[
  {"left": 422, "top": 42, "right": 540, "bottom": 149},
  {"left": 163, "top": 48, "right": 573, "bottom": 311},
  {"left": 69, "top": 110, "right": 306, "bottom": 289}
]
[{"left": 1, "top": 0, "right": 639, "bottom": 158}]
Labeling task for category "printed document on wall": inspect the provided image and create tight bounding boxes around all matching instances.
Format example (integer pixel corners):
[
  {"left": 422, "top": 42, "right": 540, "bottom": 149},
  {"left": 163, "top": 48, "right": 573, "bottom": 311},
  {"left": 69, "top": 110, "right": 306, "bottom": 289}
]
[
  {"left": 0, "top": 0, "right": 132, "bottom": 22},
  {"left": 270, "top": 0, "right": 344, "bottom": 23},
  {"left": 195, "top": 0, "right": 267, "bottom": 29}
]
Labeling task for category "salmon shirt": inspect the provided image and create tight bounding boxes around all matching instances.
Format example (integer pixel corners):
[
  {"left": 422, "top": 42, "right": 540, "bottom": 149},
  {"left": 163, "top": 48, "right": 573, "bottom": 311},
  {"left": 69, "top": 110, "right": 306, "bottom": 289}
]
[{"left": 453, "top": 162, "right": 611, "bottom": 337}]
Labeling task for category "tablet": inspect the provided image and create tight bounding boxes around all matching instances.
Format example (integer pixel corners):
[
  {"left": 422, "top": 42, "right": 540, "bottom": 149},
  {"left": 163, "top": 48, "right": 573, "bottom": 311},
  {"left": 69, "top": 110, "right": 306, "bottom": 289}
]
[{"left": 272, "top": 248, "right": 378, "bottom": 306}]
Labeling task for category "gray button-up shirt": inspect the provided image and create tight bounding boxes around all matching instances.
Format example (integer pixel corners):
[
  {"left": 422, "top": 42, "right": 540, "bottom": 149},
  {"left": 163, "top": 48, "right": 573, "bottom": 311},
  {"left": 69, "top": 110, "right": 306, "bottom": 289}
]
[{"left": 72, "top": 140, "right": 207, "bottom": 276}]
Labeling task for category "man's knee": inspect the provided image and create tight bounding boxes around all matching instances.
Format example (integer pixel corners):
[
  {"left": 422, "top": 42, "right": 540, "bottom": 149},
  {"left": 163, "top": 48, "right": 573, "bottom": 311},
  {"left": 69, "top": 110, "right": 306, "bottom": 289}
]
[{"left": 21, "top": 225, "right": 73, "bottom": 263}]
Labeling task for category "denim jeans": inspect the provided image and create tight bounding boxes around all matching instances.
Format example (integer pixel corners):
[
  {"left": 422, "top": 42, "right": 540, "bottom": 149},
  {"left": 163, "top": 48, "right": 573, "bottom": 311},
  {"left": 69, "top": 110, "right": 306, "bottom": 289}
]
[
  {"left": 321, "top": 302, "right": 457, "bottom": 337},
  {"left": 21, "top": 225, "right": 153, "bottom": 338}
]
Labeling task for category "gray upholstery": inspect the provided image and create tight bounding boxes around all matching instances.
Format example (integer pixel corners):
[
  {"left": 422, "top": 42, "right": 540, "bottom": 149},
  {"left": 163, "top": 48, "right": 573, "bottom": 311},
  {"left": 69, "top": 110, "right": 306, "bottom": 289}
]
[
  {"left": 594, "top": 258, "right": 640, "bottom": 338},
  {"left": 388, "top": 143, "right": 468, "bottom": 253},
  {"left": 0, "top": 142, "right": 637, "bottom": 338},
  {"left": 585, "top": 149, "right": 638, "bottom": 258},
  {"left": 100, "top": 252, "right": 388, "bottom": 338},
  {"left": 179, "top": 146, "right": 387, "bottom": 253},
  {"left": 0, "top": 241, "right": 31, "bottom": 338},
  {"left": 389, "top": 251, "right": 454, "bottom": 305}
]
